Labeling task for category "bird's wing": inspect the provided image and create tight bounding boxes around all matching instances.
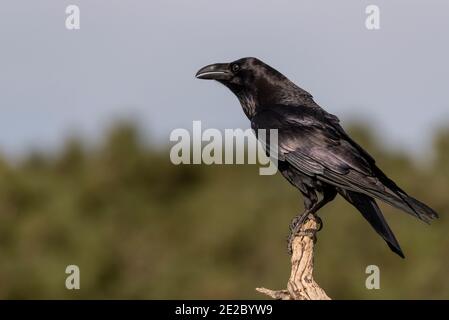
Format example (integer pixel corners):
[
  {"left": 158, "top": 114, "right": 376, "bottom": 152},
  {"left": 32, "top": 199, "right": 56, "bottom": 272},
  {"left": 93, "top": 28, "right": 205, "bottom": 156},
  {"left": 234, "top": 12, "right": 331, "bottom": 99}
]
[
  {"left": 252, "top": 104, "right": 438, "bottom": 222},
  {"left": 253, "top": 105, "right": 384, "bottom": 191}
]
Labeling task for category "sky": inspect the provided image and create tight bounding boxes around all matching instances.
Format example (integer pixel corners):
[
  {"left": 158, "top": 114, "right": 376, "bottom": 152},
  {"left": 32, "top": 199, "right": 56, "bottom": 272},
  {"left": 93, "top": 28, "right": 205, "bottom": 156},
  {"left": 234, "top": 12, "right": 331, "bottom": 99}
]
[{"left": 0, "top": 0, "right": 448, "bottom": 157}]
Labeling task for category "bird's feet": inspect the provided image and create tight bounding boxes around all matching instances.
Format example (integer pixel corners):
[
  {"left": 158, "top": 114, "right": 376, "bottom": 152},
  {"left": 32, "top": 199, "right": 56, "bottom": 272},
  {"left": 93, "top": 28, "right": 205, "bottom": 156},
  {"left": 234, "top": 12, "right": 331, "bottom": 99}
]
[{"left": 287, "top": 214, "right": 322, "bottom": 255}]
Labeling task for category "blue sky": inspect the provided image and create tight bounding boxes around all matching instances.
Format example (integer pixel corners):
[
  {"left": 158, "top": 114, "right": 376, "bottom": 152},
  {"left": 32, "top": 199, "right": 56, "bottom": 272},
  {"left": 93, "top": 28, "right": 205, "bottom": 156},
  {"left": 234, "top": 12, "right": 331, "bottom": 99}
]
[{"left": 1, "top": 0, "right": 448, "bottom": 157}]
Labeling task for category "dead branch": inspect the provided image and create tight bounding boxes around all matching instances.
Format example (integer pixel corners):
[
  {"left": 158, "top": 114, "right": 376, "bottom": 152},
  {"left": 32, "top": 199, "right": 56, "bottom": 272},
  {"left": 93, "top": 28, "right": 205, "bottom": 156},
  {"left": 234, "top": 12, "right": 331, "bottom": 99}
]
[{"left": 256, "top": 214, "right": 330, "bottom": 300}]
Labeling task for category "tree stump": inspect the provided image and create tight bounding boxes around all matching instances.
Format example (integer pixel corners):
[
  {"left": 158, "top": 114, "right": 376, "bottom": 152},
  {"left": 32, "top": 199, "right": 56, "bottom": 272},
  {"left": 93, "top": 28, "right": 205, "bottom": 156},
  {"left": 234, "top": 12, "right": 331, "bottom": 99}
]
[{"left": 256, "top": 214, "right": 330, "bottom": 300}]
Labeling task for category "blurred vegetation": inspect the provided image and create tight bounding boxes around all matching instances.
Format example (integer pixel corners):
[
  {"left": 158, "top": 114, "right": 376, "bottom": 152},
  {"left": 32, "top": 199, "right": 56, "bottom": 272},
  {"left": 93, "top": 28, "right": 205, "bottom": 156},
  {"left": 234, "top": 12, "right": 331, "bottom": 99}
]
[{"left": 0, "top": 122, "right": 448, "bottom": 299}]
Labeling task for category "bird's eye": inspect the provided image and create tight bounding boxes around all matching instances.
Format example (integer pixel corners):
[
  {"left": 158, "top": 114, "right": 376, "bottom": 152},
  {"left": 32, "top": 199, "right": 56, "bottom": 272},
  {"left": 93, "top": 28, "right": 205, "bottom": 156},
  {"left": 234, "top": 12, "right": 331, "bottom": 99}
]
[{"left": 231, "top": 64, "right": 240, "bottom": 73}]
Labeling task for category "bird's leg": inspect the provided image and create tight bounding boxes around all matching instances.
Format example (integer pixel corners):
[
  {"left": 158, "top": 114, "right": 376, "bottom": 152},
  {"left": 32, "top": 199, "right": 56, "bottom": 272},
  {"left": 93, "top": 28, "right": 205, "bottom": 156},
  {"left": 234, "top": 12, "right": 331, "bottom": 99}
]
[
  {"left": 287, "top": 213, "right": 323, "bottom": 254},
  {"left": 289, "top": 211, "right": 309, "bottom": 233},
  {"left": 287, "top": 188, "right": 335, "bottom": 254},
  {"left": 295, "top": 189, "right": 335, "bottom": 233},
  {"left": 287, "top": 210, "right": 312, "bottom": 254}
]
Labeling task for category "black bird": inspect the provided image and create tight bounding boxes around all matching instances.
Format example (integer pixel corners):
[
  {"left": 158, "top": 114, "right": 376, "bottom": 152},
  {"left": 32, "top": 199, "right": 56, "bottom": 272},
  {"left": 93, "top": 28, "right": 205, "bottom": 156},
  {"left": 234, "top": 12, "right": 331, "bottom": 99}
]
[{"left": 196, "top": 57, "right": 438, "bottom": 258}]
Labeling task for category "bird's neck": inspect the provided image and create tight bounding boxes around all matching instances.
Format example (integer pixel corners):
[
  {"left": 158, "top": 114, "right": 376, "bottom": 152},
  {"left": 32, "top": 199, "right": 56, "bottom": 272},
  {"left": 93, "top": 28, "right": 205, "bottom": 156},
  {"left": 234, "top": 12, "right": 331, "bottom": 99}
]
[
  {"left": 236, "top": 92, "right": 258, "bottom": 119},
  {"left": 235, "top": 83, "right": 313, "bottom": 120}
]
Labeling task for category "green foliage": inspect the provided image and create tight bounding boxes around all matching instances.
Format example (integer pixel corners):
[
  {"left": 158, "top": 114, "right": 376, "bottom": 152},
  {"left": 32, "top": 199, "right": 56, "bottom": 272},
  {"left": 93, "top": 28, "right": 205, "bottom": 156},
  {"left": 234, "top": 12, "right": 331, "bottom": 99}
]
[{"left": 0, "top": 122, "right": 448, "bottom": 299}]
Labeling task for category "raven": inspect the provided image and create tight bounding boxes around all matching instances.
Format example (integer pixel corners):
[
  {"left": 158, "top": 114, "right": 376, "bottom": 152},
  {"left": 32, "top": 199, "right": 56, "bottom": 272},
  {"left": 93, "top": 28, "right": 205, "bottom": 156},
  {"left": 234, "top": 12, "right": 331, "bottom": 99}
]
[{"left": 196, "top": 57, "right": 438, "bottom": 258}]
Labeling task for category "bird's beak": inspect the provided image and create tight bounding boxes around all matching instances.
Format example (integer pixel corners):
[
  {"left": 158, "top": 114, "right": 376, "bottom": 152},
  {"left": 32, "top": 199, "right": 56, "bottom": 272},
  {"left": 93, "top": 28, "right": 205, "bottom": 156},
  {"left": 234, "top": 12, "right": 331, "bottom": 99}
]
[{"left": 195, "top": 63, "right": 232, "bottom": 80}]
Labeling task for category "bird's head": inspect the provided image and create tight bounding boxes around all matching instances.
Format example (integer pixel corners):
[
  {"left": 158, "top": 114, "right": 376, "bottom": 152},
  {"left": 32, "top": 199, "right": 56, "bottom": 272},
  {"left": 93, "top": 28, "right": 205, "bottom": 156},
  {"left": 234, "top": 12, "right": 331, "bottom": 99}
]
[{"left": 196, "top": 57, "right": 310, "bottom": 118}]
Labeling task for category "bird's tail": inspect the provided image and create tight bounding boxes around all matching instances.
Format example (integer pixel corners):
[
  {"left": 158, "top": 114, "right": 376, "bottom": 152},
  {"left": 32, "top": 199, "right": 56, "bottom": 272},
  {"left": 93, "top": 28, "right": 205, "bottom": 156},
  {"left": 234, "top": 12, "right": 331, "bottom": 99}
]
[
  {"left": 372, "top": 168, "right": 439, "bottom": 224},
  {"left": 339, "top": 189, "right": 405, "bottom": 258},
  {"left": 385, "top": 191, "right": 438, "bottom": 224}
]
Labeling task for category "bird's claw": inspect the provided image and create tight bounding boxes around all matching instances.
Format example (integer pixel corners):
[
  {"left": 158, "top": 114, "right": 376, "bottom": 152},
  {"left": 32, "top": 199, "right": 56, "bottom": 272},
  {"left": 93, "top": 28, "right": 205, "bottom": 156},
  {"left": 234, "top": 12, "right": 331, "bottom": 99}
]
[
  {"left": 287, "top": 214, "right": 322, "bottom": 255},
  {"left": 315, "top": 215, "right": 323, "bottom": 232}
]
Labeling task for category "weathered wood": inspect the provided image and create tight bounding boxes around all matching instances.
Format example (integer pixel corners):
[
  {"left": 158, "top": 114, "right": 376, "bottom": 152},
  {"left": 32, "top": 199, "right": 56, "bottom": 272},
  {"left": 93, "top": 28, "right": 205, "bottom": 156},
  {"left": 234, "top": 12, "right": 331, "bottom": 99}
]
[{"left": 256, "top": 214, "right": 330, "bottom": 300}]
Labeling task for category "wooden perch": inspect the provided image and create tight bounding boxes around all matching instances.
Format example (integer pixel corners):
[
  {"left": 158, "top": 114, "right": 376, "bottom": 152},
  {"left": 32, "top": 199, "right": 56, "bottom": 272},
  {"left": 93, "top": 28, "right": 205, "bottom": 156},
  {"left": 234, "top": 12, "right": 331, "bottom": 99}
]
[{"left": 256, "top": 214, "right": 330, "bottom": 300}]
